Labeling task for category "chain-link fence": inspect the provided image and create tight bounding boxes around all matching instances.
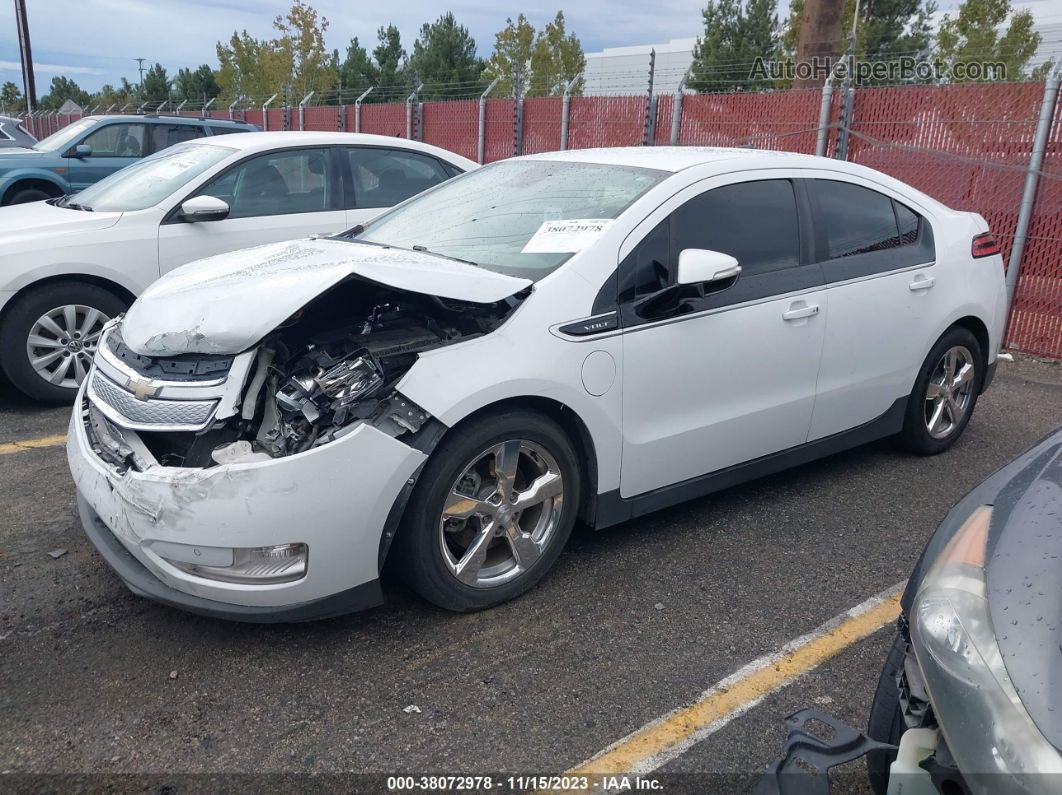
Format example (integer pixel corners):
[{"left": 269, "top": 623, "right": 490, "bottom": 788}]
[{"left": 10, "top": 75, "right": 1062, "bottom": 358}]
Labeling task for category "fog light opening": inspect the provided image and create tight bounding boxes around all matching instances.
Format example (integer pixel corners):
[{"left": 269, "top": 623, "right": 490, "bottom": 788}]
[{"left": 164, "top": 542, "right": 308, "bottom": 584}]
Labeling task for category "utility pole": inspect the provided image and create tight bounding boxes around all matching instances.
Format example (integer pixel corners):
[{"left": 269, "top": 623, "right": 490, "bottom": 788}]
[
  {"left": 134, "top": 57, "right": 147, "bottom": 95},
  {"left": 14, "top": 0, "right": 37, "bottom": 114},
  {"left": 794, "top": 0, "right": 846, "bottom": 89}
]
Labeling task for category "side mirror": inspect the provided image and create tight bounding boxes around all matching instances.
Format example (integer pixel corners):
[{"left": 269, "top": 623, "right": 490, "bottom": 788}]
[
  {"left": 64, "top": 144, "right": 92, "bottom": 158},
  {"left": 179, "top": 195, "right": 230, "bottom": 223},
  {"left": 677, "top": 249, "right": 741, "bottom": 286}
]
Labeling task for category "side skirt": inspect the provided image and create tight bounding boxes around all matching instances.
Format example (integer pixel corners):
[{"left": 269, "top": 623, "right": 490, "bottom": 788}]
[{"left": 593, "top": 395, "right": 909, "bottom": 529}]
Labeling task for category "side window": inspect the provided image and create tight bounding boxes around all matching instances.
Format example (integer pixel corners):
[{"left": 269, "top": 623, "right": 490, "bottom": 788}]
[
  {"left": 148, "top": 124, "right": 206, "bottom": 154},
  {"left": 895, "top": 201, "right": 920, "bottom": 245},
  {"left": 209, "top": 126, "right": 241, "bottom": 136},
  {"left": 198, "top": 148, "right": 333, "bottom": 219},
  {"left": 81, "top": 123, "right": 147, "bottom": 158},
  {"left": 346, "top": 148, "right": 452, "bottom": 208},
  {"left": 673, "top": 179, "right": 801, "bottom": 277},
  {"left": 620, "top": 219, "right": 671, "bottom": 300},
  {"left": 808, "top": 179, "right": 911, "bottom": 259}
]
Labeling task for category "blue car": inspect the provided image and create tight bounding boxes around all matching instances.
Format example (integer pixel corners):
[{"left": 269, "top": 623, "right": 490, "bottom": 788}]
[{"left": 0, "top": 114, "right": 256, "bottom": 205}]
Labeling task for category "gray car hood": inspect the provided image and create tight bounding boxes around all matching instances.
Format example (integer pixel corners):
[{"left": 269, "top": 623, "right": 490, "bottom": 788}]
[
  {"left": 986, "top": 433, "right": 1062, "bottom": 752},
  {"left": 121, "top": 237, "right": 532, "bottom": 356}
]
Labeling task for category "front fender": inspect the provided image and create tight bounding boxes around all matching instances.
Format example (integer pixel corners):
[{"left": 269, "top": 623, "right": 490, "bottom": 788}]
[{"left": 0, "top": 167, "right": 71, "bottom": 198}]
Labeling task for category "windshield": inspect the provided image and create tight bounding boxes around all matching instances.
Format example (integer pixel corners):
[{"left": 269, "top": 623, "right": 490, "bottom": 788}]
[
  {"left": 32, "top": 118, "right": 96, "bottom": 152},
  {"left": 356, "top": 160, "right": 668, "bottom": 280},
  {"left": 65, "top": 143, "right": 234, "bottom": 212}
]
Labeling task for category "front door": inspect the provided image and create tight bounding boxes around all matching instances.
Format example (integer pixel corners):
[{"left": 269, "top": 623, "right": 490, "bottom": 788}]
[
  {"left": 67, "top": 122, "right": 149, "bottom": 190},
  {"left": 157, "top": 146, "right": 347, "bottom": 274},
  {"left": 618, "top": 177, "right": 827, "bottom": 498}
]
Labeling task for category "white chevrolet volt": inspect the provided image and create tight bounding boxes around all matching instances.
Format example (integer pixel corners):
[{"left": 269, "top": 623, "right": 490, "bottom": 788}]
[{"left": 67, "top": 147, "right": 1007, "bottom": 620}]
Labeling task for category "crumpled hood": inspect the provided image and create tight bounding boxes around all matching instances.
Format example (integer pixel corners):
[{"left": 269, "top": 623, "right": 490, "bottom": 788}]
[
  {"left": 121, "top": 237, "right": 532, "bottom": 356},
  {"left": 0, "top": 200, "right": 122, "bottom": 240},
  {"left": 986, "top": 433, "right": 1062, "bottom": 752}
]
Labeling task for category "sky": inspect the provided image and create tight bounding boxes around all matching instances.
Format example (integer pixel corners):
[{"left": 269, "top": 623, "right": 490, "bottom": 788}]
[{"left": 1, "top": 0, "right": 1061, "bottom": 94}]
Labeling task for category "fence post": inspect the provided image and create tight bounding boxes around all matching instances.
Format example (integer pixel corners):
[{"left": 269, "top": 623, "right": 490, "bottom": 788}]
[
  {"left": 560, "top": 74, "right": 581, "bottom": 151},
  {"left": 261, "top": 93, "right": 277, "bottom": 132},
  {"left": 478, "top": 77, "right": 500, "bottom": 164},
  {"left": 202, "top": 97, "right": 215, "bottom": 115},
  {"left": 643, "top": 49, "right": 656, "bottom": 146},
  {"left": 669, "top": 68, "right": 690, "bottom": 145},
  {"left": 513, "top": 68, "right": 524, "bottom": 157},
  {"left": 405, "top": 84, "right": 422, "bottom": 139},
  {"left": 815, "top": 58, "right": 847, "bottom": 157},
  {"left": 354, "top": 87, "right": 373, "bottom": 133},
  {"left": 298, "top": 92, "right": 314, "bottom": 131},
  {"left": 1005, "top": 69, "right": 1062, "bottom": 328},
  {"left": 338, "top": 103, "right": 345, "bottom": 132},
  {"left": 228, "top": 97, "right": 241, "bottom": 120},
  {"left": 174, "top": 99, "right": 186, "bottom": 116}
]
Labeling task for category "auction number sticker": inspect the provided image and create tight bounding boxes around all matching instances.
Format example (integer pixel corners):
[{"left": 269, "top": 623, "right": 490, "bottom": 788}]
[{"left": 521, "top": 219, "right": 613, "bottom": 254}]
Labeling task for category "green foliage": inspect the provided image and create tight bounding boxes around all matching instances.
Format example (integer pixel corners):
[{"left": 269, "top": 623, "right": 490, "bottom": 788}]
[
  {"left": 372, "top": 24, "right": 409, "bottom": 96},
  {"left": 338, "top": 36, "right": 377, "bottom": 94},
  {"left": 409, "top": 13, "right": 482, "bottom": 98},
  {"left": 1, "top": 81, "right": 24, "bottom": 112},
  {"left": 174, "top": 65, "right": 222, "bottom": 104},
  {"left": 689, "top": 0, "right": 779, "bottom": 92},
  {"left": 483, "top": 14, "right": 536, "bottom": 97},
  {"left": 527, "top": 11, "right": 585, "bottom": 96},
  {"left": 937, "top": 0, "right": 1044, "bottom": 81},
  {"left": 141, "top": 63, "right": 171, "bottom": 105},
  {"left": 39, "top": 76, "right": 91, "bottom": 111}
]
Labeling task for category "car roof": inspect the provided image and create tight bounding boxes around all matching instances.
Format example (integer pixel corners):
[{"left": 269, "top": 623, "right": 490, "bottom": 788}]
[
  {"left": 520, "top": 146, "right": 840, "bottom": 173},
  {"left": 83, "top": 114, "right": 250, "bottom": 126},
  {"left": 188, "top": 130, "right": 478, "bottom": 167}
]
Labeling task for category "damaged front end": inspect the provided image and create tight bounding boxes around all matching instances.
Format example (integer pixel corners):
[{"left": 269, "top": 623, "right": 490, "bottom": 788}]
[{"left": 84, "top": 276, "right": 523, "bottom": 472}]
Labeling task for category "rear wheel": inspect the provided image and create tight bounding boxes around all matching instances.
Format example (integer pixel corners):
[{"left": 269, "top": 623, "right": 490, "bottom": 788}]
[
  {"left": 0, "top": 282, "right": 127, "bottom": 404},
  {"left": 395, "top": 410, "right": 580, "bottom": 611},
  {"left": 899, "top": 326, "right": 982, "bottom": 455},
  {"left": 867, "top": 631, "right": 908, "bottom": 795}
]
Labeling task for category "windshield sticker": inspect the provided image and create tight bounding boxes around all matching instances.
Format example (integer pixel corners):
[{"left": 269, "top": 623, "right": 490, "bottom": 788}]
[{"left": 521, "top": 219, "right": 613, "bottom": 254}]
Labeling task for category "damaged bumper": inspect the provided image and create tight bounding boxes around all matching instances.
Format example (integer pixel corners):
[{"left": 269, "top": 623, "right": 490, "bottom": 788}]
[{"left": 67, "top": 383, "right": 428, "bottom": 621}]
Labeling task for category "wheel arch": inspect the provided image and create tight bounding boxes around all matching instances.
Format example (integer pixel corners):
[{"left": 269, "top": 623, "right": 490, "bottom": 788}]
[
  {"left": 1, "top": 173, "right": 67, "bottom": 204},
  {"left": 952, "top": 314, "right": 990, "bottom": 373},
  {"left": 0, "top": 274, "right": 135, "bottom": 333}
]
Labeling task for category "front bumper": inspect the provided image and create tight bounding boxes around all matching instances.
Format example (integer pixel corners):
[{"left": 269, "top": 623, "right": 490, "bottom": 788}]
[{"left": 68, "top": 384, "right": 428, "bottom": 620}]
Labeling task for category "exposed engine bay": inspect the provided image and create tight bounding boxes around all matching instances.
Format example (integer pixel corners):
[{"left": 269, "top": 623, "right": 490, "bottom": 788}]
[{"left": 85, "top": 278, "right": 523, "bottom": 470}]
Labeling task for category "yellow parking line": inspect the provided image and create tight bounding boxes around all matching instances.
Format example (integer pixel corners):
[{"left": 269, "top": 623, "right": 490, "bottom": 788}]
[
  {"left": 0, "top": 433, "right": 68, "bottom": 455},
  {"left": 566, "top": 584, "right": 903, "bottom": 778}
]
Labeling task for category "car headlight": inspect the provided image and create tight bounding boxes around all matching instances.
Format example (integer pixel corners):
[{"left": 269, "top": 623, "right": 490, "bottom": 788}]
[{"left": 911, "top": 505, "right": 1062, "bottom": 793}]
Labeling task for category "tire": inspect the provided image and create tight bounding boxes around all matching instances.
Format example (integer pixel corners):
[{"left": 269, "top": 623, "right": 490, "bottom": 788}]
[
  {"left": 395, "top": 409, "right": 581, "bottom": 612},
  {"left": 899, "top": 326, "right": 982, "bottom": 455},
  {"left": 4, "top": 185, "right": 59, "bottom": 205},
  {"left": 0, "top": 282, "right": 127, "bottom": 404},
  {"left": 866, "top": 631, "right": 908, "bottom": 795}
]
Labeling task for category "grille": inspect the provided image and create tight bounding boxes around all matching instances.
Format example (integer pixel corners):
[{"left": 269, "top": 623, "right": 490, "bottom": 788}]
[{"left": 89, "top": 372, "right": 218, "bottom": 429}]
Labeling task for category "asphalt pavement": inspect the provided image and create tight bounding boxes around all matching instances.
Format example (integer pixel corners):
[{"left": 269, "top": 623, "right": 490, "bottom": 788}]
[{"left": 2, "top": 356, "right": 1061, "bottom": 793}]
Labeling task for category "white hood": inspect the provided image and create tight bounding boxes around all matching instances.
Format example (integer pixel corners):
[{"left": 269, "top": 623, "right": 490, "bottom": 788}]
[
  {"left": 121, "top": 237, "right": 532, "bottom": 356},
  {"left": 0, "top": 201, "right": 122, "bottom": 240}
]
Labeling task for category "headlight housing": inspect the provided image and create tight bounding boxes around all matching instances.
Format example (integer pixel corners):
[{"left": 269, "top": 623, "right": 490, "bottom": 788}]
[{"left": 911, "top": 505, "right": 1062, "bottom": 793}]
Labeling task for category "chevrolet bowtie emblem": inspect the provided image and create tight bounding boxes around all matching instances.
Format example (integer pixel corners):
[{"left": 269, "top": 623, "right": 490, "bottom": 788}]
[{"left": 124, "top": 375, "right": 160, "bottom": 401}]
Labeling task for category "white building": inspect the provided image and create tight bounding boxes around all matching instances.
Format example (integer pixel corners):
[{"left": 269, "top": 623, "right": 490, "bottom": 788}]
[{"left": 583, "top": 37, "right": 696, "bottom": 96}]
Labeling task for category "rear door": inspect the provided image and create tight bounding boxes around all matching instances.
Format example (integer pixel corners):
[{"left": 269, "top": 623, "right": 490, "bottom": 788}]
[
  {"left": 145, "top": 122, "right": 208, "bottom": 155},
  {"left": 67, "top": 122, "right": 149, "bottom": 189},
  {"left": 341, "top": 146, "right": 458, "bottom": 228},
  {"left": 803, "top": 176, "right": 941, "bottom": 440},
  {"left": 157, "top": 146, "right": 347, "bottom": 273}
]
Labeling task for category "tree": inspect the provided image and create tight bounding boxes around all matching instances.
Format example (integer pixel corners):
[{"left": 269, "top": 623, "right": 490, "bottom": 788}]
[
  {"left": 483, "top": 14, "right": 535, "bottom": 97},
  {"left": 689, "top": 0, "right": 777, "bottom": 92},
  {"left": 937, "top": 0, "right": 1045, "bottom": 81},
  {"left": 373, "top": 24, "right": 408, "bottom": 95},
  {"left": 1, "top": 81, "right": 24, "bottom": 112},
  {"left": 141, "top": 63, "right": 171, "bottom": 106},
  {"left": 39, "top": 76, "right": 91, "bottom": 111},
  {"left": 272, "top": 0, "right": 337, "bottom": 101},
  {"left": 338, "top": 36, "right": 377, "bottom": 96},
  {"left": 96, "top": 79, "right": 137, "bottom": 110},
  {"left": 174, "top": 65, "right": 221, "bottom": 106},
  {"left": 528, "top": 11, "right": 585, "bottom": 96},
  {"left": 408, "top": 13, "right": 482, "bottom": 98},
  {"left": 216, "top": 30, "right": 287, "bottom": 104}
]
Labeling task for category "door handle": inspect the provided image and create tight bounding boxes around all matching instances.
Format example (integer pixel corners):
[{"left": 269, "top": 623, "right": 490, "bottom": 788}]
[
  {"left": 782, "top": 304, "right": 820, "bottom": 321},
  {"left": 909, "top": 275, "right": 936, "bottom": 291}
]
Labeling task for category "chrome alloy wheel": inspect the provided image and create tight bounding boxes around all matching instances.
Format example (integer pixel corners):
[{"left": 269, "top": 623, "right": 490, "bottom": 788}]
[
  {"left": 26, "top": 304, "right": 109, "bottom": 389},
  {"left": 924, "top": 345, "right": 976, "bottom": 439},
  {"left": 439, "top": 439, "right": 564, "bottom": 589}
]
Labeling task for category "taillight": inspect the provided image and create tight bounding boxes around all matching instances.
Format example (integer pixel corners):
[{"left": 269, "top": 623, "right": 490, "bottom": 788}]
[{"left": 971, "top": 232, "right": 1001, "bottom": 259}]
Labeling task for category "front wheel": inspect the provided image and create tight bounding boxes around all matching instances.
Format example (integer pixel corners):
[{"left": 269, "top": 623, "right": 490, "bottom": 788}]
[
  {"left": 395, "top": 409, "right": 581, "bottom": 612},
  {"left": 0, "top": 282, "right": 127, "bottom": 404},
  {"left": 899, "top": 326, "right": 982, "bottom": 455}
]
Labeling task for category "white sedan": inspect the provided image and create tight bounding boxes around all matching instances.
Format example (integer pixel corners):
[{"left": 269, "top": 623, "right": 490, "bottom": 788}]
[
  {"left": 68, "top": 147, "right": 1006, "bottom": 620},
  {"left": 0, "top": 131, "right": 476, "bottom": 402}
]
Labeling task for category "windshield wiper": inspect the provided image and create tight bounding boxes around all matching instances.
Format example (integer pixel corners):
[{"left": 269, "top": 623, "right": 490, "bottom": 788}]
[{"left": 411, "top": 244, "right": 480, "bottom": 269}]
